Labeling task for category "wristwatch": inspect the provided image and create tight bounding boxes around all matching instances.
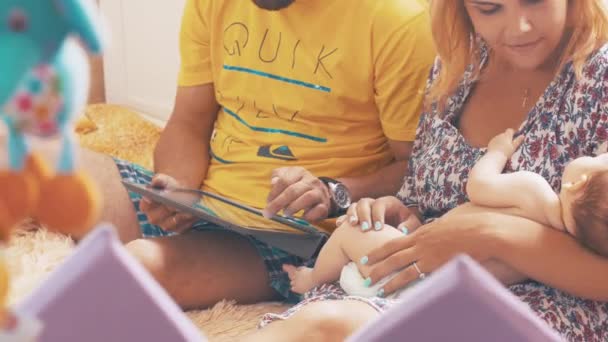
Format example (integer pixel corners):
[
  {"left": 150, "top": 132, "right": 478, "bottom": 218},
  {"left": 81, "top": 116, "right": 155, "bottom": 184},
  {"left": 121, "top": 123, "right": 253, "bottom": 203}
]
[{"left": 318, "top": 177, "right": 352, "bottom": 218}]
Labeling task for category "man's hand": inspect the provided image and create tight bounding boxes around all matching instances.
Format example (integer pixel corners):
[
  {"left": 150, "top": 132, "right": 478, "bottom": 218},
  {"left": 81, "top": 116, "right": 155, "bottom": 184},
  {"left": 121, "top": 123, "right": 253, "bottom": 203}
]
[
  {"left": 487, "top": 128, "right": 524, "bottom": 157},
  {"left": 139, "top": 174, "right": 198, "bottom": 233},
  {"left": 263, "top": 167, "right": 331, "bottom": 222}
]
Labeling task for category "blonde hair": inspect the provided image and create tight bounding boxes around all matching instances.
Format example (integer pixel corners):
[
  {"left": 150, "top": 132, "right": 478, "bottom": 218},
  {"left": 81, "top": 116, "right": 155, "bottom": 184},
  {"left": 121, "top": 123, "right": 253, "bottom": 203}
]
[{"left": 428, "top": 0, "right": 608, "bottom": 107}]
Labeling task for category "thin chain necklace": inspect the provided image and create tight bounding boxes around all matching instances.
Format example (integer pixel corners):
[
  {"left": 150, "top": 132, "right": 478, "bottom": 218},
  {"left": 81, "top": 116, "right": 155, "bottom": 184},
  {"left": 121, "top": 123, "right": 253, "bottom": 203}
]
[
  {"left": 522, "top": 88, "right": 530, "bottom": 108},
  {"left": 488, "top": 60, "right": 533, "bottom": 109}
]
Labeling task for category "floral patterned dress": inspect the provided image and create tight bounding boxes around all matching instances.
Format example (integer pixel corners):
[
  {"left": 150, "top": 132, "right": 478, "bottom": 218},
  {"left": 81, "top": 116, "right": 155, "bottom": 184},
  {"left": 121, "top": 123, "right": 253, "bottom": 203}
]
[{"left": 261, "top": 45, "right": 608, "bottom": 341}]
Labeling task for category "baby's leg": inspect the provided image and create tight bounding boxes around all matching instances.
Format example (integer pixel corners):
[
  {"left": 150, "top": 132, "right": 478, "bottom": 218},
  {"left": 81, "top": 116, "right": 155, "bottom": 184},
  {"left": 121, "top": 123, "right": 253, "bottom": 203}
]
[
  {"left": 286, "top": 225, "right": 351, "bottom": 294},
  {"left": 339, "top": 224, "right": 403, "bottom": 278},
  {"left": 286, "top": 224, "right": 403, "bottom": 294}
]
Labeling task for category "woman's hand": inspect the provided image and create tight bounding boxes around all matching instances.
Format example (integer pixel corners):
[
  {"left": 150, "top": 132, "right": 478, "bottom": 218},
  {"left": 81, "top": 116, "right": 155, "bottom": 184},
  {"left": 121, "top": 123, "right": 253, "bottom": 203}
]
[
  {"left": 363, "top": 212, "right": 497, "bottom": 296},
  {"left": 336, "top": 196, "right": 421, "bottom": 233}
]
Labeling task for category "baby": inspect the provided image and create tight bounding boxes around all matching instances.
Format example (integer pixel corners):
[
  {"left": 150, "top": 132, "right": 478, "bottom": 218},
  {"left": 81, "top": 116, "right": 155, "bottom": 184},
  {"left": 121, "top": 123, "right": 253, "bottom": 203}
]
[
  {"left": 284, "top": 129, "right": 608, "bottom": 299},
  {"left": 283, "top": 202, "right": 421, "bottom": 299},
  {"left": 467, "top": 129, "right": 608, "bottom": 257}
]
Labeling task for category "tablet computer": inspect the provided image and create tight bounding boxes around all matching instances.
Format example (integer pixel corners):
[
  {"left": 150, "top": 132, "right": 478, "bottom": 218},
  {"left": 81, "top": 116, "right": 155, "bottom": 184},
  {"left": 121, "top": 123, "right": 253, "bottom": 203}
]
[{"left": 122, "top": 180, "right": 327, "bottom": 259}]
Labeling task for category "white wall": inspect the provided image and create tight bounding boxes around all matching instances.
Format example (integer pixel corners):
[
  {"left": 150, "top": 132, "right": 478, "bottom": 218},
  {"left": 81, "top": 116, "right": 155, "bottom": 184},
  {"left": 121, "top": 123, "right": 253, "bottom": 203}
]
[{"left": 100, "top": 0, "right": 186, "bottom": 123}]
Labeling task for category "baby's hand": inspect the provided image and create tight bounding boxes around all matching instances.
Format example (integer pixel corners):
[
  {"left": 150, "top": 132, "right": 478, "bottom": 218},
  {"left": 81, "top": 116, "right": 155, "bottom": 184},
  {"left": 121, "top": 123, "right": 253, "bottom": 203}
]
[{"left": 487, "top": 129, "right": 524, "bottom": 157}]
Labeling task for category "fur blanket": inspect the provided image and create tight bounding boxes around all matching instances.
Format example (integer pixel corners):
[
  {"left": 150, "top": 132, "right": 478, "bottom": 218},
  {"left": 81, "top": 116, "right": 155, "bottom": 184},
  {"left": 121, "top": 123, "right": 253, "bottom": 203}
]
[{"left": 8, "top": 105, "right": 289, "bottom": 340}]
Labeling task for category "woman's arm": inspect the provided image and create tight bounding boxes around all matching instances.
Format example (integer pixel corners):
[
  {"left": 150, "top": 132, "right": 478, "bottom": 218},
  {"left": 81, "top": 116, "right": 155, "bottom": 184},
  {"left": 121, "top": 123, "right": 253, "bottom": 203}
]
[
  {"left": 490, "top": 213, "right": 608, "bottom": 301},
  {"left": 482, "top": 259, "right": 528, "bottom": 286},
  {"left": 364, "top": 208, "right": 608, "bottom": 300}
]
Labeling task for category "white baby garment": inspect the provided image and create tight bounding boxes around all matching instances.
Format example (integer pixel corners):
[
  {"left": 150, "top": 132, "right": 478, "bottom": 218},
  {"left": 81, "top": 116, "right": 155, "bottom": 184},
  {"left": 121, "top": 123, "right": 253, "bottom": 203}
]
[{"left": 339, "top": 262, "right": 407, "bottom": 299}]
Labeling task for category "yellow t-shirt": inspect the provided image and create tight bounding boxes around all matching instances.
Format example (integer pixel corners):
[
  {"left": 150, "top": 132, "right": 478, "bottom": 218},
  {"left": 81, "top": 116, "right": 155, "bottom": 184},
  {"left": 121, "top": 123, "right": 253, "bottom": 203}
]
[{"left": 178, "top": 0, "right": 435, "bottom": 213}]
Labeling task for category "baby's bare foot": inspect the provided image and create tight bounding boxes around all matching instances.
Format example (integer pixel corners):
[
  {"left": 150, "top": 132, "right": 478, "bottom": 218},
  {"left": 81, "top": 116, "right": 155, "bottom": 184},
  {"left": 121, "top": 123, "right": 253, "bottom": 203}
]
[{"left": 283, "top": 264, "right": 318, "bottom": 294}]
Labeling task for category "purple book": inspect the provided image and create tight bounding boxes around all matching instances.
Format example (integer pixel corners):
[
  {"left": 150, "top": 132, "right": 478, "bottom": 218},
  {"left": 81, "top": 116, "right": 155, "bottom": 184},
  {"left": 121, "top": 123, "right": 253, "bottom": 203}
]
[
  {"left": 16, "top": 225, "right": 205, "bottom": 342},
  {"left": 348, "top": 255, "right": 562, "bottom": 342}
]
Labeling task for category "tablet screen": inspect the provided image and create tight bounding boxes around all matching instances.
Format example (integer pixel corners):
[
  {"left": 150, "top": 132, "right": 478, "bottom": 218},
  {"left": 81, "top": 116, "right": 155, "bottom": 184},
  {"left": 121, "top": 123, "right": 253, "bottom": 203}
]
[
  {"left": 178, "top": 188, "right": 318, "bottom": 234},
  {"left": 123, "top": 181, "right": 320, "bottom": 235}
]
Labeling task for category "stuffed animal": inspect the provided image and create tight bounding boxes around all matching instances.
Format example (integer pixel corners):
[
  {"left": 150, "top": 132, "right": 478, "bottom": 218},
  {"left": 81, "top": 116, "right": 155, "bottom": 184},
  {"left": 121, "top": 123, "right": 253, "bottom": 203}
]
[
  {"left": 0, "top": 0, "right": 105, "bottom": 239},
  {"left": 0, "top": 2, "right": 105, "bottom": 338}
]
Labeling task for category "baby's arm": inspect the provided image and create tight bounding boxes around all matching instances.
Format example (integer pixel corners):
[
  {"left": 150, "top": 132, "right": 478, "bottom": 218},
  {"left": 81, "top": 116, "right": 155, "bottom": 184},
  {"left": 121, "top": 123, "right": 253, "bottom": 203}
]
[
  {"left": 467, "top": 130, "right": 563, "bottom": 229},
  {"left": 467, "top": 129, "right": 524, "bottom": 208}
]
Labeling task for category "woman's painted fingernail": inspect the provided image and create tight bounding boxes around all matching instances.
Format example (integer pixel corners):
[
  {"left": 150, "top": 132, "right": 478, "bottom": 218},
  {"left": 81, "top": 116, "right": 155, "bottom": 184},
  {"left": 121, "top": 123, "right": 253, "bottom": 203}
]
[
  {"left": 374, "top": 221, "right": 382, "bottom": 231},
  {"left": 349, "top": 216, "right": 358, "bottom": 224},
  {"left": 363, "top": 277, "right": 372, "bottom": 287},
  {"left": 401, "top": 226, "right": 409, "bottom": 235},
  {"left": 360, "top": 256, "right": 368, "bottom": 265},
  {"left": 377, "top": 288, "right": 385, "bottom": 298},
  {"left": 361, "top": 222, "right": 370, "bottom": 231}
]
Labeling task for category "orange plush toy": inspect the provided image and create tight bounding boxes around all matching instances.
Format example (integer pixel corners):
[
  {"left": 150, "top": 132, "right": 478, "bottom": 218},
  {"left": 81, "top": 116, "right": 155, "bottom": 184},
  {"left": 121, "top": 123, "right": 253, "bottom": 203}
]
[{"left": 0, "top": 0, "right": 105, "bottom": 237}]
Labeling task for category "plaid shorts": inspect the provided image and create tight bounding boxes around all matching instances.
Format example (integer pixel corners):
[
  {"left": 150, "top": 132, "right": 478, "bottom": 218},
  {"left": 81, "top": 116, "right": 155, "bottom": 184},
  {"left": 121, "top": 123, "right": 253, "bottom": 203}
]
[{"left": 114, "top": 158, "right": 315, "bottom": 302}]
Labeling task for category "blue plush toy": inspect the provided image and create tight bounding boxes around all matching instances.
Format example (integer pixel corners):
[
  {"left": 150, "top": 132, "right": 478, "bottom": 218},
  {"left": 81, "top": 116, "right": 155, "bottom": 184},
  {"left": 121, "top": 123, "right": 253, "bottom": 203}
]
[{"left": 0, "top": 0, "right": 105, "bottom": 237}]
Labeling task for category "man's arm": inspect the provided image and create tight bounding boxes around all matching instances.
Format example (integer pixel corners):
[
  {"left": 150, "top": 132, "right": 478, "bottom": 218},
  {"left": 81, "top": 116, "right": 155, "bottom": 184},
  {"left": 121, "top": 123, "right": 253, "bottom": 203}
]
[
  {"left": 154, "top": 84, "right": 219, "bottom": 189},
  {"left": 264, "top": 141, "right": 411, "bottom": 221},
  {"left": 340, "top": 140, "right": 412, "bottom": 201}
]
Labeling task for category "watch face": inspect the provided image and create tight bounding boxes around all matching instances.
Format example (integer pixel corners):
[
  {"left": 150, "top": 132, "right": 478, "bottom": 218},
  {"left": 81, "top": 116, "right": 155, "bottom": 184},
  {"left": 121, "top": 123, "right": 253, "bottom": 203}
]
[{"left": 332, "top": 183, "right": 351, "bottom": 209}]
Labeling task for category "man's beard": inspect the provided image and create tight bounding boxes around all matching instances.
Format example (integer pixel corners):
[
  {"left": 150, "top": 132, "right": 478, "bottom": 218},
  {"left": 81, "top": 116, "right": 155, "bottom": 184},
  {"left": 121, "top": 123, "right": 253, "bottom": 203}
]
[{"left": 252, "top": 0, "right": 295, "bottom": 11}]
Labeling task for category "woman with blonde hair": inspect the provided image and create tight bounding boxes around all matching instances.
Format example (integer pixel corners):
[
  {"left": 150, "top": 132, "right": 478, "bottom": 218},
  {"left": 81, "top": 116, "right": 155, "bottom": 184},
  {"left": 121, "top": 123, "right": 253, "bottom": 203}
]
[{"left": 242, "top": 0, "right": 608, "bottom": 340}]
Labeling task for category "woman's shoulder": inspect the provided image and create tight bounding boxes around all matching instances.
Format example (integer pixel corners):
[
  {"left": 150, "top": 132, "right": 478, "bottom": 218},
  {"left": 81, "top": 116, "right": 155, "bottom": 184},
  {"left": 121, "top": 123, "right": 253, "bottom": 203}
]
[
  {"left": 571, "top": 43, "right": 608, "bottom": 155},
  {"left": 584, "top": 43, "right": 608, "bottom": 67},
  {"left": 575, "top": 43, "right": 608, "bottom": 86},
  {"left": 558, "top": 43, "right": 608, "bottom": 116}
]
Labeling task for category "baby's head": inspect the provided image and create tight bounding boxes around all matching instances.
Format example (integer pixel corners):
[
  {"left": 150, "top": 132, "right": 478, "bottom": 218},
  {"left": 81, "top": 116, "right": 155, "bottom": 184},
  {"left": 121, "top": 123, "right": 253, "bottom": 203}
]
[
  {"left": 567, "top": 170, "right": 608, "bottom": 256},
  {"left": 560, "top": 153, "right": 608, "bottom": 256}
]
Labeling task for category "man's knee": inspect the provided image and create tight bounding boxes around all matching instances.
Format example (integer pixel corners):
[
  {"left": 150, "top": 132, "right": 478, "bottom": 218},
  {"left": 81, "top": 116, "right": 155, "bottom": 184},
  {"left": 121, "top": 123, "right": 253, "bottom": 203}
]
[{"left": 126, "top": 238, "right": 166, "bottom": 281}]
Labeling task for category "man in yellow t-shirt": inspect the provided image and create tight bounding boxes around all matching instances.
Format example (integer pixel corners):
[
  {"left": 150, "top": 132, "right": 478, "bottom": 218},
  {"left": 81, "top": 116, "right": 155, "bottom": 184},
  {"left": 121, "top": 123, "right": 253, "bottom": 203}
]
[
  {"left": 177, "top": 0, "right": 432, "bottom": 217},
  {"left": 66, "top": 0, "right": 434, "bottom": 308}
]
